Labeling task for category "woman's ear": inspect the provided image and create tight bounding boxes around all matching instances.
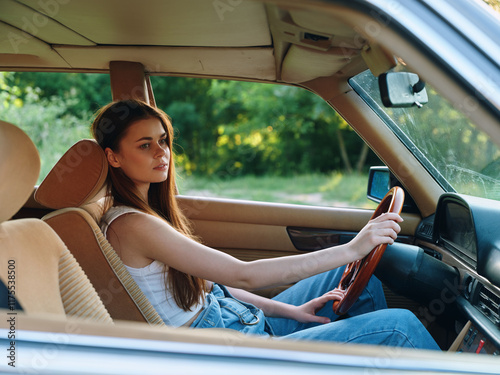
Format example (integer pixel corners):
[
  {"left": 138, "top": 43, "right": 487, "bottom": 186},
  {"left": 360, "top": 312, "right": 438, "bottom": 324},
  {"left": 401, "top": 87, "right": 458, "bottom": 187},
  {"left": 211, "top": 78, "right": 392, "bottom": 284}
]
[{"left": 105, "top": 147, "right": 121, "bottom": 168}]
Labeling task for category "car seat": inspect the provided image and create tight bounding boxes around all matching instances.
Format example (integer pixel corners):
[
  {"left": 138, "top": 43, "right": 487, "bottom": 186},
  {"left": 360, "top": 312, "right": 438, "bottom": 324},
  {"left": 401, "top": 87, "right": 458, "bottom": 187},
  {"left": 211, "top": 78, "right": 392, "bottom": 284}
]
[
  {"left": 35, "top": 139, "right": 164, "bottom": 325},
  {"left": 0, "top": 120, "right": 112, "bottom": 323}
]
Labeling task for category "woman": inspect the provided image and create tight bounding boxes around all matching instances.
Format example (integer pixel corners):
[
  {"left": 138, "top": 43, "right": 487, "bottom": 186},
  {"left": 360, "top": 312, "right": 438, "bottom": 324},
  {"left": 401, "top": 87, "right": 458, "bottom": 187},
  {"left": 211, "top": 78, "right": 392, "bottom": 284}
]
[{"left": 93, "top": 99, "right": 439, "bottom": 349}]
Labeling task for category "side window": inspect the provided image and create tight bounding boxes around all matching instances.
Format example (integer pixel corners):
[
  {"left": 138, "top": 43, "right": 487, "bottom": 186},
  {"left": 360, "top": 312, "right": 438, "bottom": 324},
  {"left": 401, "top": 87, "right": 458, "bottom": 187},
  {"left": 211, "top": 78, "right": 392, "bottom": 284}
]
[
  {"left": 151, "top": 76, "right": 379, "bottom": 208},
  {"left": 0, "top": 72, "right": 110, "bottom": 183},
  {"left": 1, "top": 72, "right": 378, "bottom": 208}
]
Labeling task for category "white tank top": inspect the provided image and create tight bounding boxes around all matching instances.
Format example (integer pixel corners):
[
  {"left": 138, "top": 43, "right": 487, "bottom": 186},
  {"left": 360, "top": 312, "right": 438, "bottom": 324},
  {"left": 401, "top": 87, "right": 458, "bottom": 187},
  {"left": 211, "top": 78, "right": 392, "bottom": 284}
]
[{"left": 100, "top": 205, "right": 206, "bottom": 327}]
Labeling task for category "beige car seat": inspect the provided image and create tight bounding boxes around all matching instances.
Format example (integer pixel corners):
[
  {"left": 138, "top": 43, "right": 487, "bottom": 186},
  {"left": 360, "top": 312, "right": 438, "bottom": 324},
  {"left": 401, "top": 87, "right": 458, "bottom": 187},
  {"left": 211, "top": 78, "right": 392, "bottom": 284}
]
[
  {"left": 0, "top": 120, "right": 111, "bottom": 323},
  {"left": 35, "top": 139, "right": 164, "bottom": 326}
]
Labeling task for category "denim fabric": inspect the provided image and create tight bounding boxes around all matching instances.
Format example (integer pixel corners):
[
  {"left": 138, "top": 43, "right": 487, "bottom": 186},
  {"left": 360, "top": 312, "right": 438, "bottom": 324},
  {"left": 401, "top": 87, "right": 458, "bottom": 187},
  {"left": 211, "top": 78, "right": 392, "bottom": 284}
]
[
  {"left": 266, "top": 266, "right": 387, "bottom": 336},
  {"left": 191, "top": 267, "right": 440, "bottom": 350},
  {"left": 192, "top": 283, "right": 273, "bottom": 337},
  {"left": 266, "top": 267, "right": 439, "bottom": 350}
]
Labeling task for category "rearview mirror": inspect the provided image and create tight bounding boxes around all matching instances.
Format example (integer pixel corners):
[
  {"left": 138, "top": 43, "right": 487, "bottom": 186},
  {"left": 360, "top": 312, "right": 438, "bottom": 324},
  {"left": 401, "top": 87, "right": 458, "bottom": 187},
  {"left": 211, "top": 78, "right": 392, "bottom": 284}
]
[{"left": 379, "top": 72, "right": 428, "bottom": 108}]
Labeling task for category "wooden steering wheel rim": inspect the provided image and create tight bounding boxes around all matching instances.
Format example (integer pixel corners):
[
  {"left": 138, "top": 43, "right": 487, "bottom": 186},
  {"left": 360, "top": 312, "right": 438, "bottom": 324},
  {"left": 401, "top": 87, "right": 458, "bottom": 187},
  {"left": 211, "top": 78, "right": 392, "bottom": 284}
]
[{"left": 332, "top": 186, "right": 405, "bottom": 315}]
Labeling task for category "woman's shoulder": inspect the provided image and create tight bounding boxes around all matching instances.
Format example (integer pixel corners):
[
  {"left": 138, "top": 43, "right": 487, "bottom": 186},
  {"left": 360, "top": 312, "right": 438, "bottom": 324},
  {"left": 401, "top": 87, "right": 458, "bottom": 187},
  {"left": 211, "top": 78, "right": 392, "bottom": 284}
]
[
  {"left": 101, "top": 205, "right": 145, "bottom": 236},
  {"left": 102, "top": 205, "right": 142, "bottom": 222}
]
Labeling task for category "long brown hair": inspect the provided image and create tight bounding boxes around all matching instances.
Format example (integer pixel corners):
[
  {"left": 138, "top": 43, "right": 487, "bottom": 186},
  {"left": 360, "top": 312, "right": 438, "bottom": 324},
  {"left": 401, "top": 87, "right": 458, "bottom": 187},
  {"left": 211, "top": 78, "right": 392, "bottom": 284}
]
[{"left": 91, "top": 99, "right": 206, "bottom": 311}]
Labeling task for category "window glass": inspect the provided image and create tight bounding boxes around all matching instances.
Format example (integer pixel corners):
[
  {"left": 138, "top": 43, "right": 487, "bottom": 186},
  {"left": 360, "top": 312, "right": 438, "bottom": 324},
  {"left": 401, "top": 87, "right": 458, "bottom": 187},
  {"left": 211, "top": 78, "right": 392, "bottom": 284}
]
[
  {"left": 1, "top": 72, "right": 380, "bottom": 208},
  {"left": 151, "top": 76, "right": 380, "bottom": 208},
  {"left": 350, "top": 69, "right": 500, "bottom": 201},
  {"left": 0, "top": 72, "right": 110, "bottom": 183}
]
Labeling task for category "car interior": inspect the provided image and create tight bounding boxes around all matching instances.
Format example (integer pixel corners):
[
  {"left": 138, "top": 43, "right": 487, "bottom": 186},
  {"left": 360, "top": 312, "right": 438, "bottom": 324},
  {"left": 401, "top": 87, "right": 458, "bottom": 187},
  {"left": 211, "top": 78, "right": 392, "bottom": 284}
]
[
  {"left": 0, "top": 120, "right": 112, "bottom": 323},
  {"left": 1, "top": 0, "right": 500, "bottom": 370}
]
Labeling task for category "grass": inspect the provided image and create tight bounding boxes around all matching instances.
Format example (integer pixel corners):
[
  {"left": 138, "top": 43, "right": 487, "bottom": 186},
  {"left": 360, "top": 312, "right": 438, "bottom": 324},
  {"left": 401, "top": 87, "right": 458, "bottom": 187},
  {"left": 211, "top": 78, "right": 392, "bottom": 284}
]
[{"left": 176, "top": 172, "right": 378, "bottom": 209}]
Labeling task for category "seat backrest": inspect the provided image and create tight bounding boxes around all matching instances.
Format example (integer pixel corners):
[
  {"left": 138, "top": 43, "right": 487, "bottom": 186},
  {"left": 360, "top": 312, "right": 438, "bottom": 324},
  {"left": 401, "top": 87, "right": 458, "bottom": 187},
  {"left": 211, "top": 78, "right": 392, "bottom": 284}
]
[
  {"left": 35, "top": 139, "right": 164, "bottom": 326},
  {"left": 0, "top": 120, "right": 112, "bottom": 323}
]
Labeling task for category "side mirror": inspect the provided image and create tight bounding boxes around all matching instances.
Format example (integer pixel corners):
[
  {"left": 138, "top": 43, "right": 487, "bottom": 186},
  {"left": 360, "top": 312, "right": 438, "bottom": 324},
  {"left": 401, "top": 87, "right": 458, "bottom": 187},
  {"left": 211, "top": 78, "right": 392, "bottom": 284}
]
[
  {"left": 379, "top": 72, "right": 428, "bottom": 108},
  {"left": 367, "top": 166, "right": 391, "bottom": 202},
  {"left": 367, "top": 166, "right": 419, "bottom": 213}
]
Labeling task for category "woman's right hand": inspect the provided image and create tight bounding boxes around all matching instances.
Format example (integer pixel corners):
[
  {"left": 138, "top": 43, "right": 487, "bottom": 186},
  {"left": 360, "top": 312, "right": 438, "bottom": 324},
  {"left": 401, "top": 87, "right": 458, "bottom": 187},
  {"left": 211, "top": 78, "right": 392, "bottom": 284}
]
[{"left": 347, "top": 212, "right": 403, "bottom": 260}]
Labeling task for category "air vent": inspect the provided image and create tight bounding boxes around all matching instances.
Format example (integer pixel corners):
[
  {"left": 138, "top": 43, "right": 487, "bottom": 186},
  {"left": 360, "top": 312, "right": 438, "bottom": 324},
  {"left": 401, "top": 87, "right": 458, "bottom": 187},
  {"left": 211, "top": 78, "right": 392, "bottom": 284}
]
[
  {"left": 418, "top": 223, "right": 433, "bottom": 239},
  {"left": 477, "top": 285, "right": 500, "bottom": 325}
]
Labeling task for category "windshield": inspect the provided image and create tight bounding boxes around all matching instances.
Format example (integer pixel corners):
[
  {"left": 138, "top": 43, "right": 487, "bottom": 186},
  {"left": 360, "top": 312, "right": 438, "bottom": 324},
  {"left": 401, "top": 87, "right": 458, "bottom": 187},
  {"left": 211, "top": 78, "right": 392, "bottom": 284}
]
[{"left": 350, "top": 69, "right": 500, "bottom": 201}]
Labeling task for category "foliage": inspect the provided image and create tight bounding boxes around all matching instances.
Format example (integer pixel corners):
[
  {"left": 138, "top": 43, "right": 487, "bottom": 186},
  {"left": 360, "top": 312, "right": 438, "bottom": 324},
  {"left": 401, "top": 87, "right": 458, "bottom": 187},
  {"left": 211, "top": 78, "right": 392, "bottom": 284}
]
[
  {"left": 151, "top": 77, "right": 219, "bottom": 175},
  {"left": 177, "top": 171, "right": 377, "bottom": 209},
  {"left": 483, "top": 0, "right": 500, "bottom": 13},
  {"left": 353, "top": 68, "right": 500, "bottom": 200},
  {"left": 4, "top": 71, "right": 111, "bottom": 116},
  {"left": 393, "top": 88, "right": 500, "bottom": 198},
  {"left": 152, "top": 77, "right": 378, "bottom": 177},
  {"left": 0, "top": 72, "right": 91, "bottom": 183},
  {"left": 1, "top": 71, "right": 380, "bottom": 185}
]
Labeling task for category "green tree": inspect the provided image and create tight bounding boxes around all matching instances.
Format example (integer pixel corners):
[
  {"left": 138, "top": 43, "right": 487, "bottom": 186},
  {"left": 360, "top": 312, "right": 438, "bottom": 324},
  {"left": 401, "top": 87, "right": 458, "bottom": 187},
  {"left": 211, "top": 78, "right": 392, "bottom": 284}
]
[
  {"left": 5, "top": 72, "right": 110, "bottom": 116},
  {"left": 0, "top": 72, "right": 91, "bottom": 182},
  {"left": 206, "top": 80, "right": 374, "bottom": 176},
  {"left": 3, "top": 72, "right": 379, "bottom": 180},
  {"left": 151, "top": 77, "right": 218, "bottom": 174}
]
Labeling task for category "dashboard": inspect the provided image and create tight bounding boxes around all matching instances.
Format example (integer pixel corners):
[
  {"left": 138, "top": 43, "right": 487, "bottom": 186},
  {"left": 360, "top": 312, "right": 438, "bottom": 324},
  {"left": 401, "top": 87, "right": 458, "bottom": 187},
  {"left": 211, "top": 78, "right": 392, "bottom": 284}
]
[
  {"left": 433, "top": 193, "right": 500, "bottom": 288},
  {"left": 435, "top": 200, "right": 477, "bottom": 267},
  {"left": 425, "top": 193, "right": 500, "bottom": 354}
]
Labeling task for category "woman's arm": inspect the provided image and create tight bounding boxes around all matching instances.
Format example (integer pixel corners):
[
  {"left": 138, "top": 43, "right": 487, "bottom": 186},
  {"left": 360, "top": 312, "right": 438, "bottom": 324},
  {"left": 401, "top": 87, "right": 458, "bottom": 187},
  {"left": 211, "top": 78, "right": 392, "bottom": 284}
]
[
  {"left": 108, "top": 211, "right": 402, "bottom": 291},
  {"left": 226, "top": 286, "right": 343, "bottom": 324}
]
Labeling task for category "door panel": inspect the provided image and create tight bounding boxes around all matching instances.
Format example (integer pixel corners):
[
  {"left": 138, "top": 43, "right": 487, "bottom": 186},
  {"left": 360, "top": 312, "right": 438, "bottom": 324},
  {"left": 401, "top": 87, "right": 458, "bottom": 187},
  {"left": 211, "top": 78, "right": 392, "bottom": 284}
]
[{"left": 178, "top": 195, "right": 421, "bottom": 262}]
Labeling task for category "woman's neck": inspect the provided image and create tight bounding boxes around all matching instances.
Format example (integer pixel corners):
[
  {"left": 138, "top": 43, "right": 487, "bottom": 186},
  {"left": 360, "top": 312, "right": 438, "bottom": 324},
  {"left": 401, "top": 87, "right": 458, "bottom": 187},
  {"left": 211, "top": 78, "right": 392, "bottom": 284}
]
[{"left": 137, "top": 183, "right": 150, "bottom": 203}]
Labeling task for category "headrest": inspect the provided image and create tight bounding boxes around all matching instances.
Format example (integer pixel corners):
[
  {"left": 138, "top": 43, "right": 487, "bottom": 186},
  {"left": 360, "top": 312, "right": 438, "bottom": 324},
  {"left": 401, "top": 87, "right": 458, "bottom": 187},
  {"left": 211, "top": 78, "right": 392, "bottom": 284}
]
[
  {"left": 35, "top": 139, "right": 108, "bottom": 209},
  {"left": 0, "top": 120, "right": 40, "bottom": 223}
]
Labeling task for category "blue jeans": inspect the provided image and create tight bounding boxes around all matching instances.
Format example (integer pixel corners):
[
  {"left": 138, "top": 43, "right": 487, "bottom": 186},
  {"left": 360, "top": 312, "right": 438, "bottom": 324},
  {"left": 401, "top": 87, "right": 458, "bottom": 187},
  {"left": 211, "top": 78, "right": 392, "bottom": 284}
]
[{"left": 191, "top": 267, "right": 440, "bottom": 350}]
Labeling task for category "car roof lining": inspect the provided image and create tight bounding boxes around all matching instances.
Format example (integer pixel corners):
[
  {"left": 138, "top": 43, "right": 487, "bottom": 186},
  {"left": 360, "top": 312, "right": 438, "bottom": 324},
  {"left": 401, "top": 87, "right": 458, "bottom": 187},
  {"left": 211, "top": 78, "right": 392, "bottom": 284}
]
[
  {"left": 13, "top": 0, "right": 272, "bottom": 47},
  {"left": 0, "top": 0, "right": 370, "bottom": 83}
]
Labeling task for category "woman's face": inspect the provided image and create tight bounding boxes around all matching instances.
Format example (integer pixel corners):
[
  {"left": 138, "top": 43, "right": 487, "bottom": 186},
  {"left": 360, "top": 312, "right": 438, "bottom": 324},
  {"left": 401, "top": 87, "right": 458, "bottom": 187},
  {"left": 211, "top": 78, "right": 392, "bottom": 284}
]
[{"left": 105, "top": 117, "right": 170, "bottom": 198}]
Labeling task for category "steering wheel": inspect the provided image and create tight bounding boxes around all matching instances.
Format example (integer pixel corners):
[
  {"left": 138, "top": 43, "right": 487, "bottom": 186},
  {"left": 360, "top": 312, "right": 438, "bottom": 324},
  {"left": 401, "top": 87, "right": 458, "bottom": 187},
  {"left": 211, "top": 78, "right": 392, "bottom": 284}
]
[{"left": 332, "top": 186, "right": 405, "bottom": 315}]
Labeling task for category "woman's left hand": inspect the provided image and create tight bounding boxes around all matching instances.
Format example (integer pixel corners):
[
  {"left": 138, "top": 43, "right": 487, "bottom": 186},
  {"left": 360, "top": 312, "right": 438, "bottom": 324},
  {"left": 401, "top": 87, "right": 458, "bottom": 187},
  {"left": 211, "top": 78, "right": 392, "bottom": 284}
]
[{"left": 292, "top": 289, "right": 344, "bottom": 324}]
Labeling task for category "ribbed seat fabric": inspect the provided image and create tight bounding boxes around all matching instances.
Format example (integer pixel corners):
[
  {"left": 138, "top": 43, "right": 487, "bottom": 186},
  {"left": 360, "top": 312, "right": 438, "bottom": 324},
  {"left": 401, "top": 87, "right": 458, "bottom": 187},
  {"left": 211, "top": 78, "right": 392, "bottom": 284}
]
[
  {"left": 0, "top": 120, "right": 112, "bottom": 323},
  {"left": 59, "top": 247, "right": 113, "bottom": 322}
]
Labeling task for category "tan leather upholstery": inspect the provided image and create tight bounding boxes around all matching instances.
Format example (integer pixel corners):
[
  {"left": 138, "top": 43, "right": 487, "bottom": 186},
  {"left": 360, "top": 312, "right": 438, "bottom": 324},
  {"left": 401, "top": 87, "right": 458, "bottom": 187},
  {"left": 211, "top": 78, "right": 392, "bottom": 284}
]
[
  {"left": 35, "top": 139, "right": 165, "bottom": 325},
  {"left": 0, "top": 120, "right": 111, "bottom": 323},
  {"left": 35, "top": 139, "right": 108, "bottom": 210},
  {"left": 0, "top": 120, "right": 40, "bottom": 223}
]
